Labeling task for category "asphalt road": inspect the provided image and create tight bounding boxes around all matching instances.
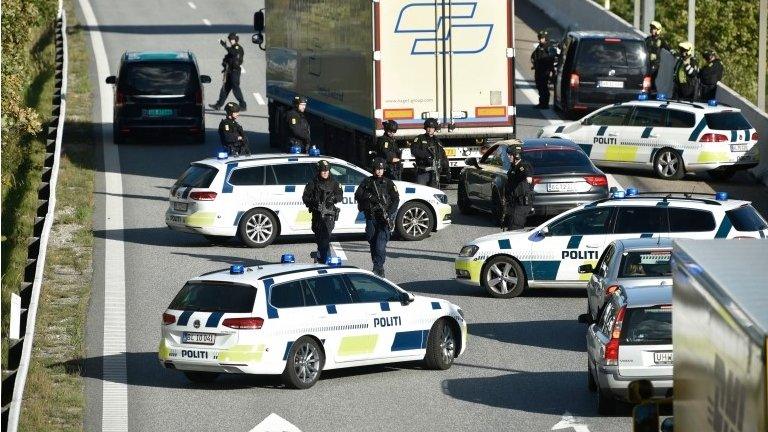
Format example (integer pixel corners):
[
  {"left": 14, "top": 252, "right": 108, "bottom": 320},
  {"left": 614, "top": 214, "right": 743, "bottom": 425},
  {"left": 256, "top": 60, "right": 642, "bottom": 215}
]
[{"left": 78, "top": 0, "right": 768, "bottom": 431}]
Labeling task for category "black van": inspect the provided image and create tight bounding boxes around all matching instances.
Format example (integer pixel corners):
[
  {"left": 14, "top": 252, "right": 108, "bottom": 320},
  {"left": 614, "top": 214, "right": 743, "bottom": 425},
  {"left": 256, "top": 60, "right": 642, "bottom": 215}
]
[
  {"left": 554, "top": 32, "right": 650, "bottom": 119},
  {"left": 106, "top": 51, "right": 211, "bottom": 144}
]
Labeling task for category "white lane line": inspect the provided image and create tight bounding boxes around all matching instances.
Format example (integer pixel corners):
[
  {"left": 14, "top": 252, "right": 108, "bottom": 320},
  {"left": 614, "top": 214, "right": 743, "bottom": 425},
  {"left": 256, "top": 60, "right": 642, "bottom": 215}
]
[
  {"left": 202, "top": 18, "right": 211, "bottom": 26},
  {"left": 77, "top": 0, "right": 128, "bottom": 429},
  {"left": 330, "top": 242, "right": 347, "bottom": 261},
  {"left": 253, "top": 92, "right": 266, "bottom": 105},
  {"left": 240, "top": 65, "right": 246, "bottom": 74},
  {"left": 187, "top": 1, "right": 196, "bottom": 9}
]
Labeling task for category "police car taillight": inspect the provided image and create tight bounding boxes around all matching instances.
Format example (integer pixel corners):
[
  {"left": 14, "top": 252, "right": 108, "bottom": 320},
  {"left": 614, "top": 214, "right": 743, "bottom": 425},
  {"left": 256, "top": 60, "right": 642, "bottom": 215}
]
[
  {"left": 222, "top": 317, "right": 264, "bottom": 329},
  {"left": 699, "top": 133, "right": 729, "bottom": 142},
  {"left": 162, "top": 313, "right": 176, "bottom": 325},
  {"left": 190, "top": 191, "right": 217, "bottom": 201},
  {"left": 752, "top": 132, "right": 759, "bottom": 141}
]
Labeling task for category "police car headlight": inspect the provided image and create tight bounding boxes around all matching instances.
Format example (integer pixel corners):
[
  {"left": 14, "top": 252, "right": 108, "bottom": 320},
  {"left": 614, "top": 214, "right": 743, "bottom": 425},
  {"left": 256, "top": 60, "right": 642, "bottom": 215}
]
[
  {"left": 434, "top": 193, "right": 448, "bottom": 204},
  {"left": 537, "top": 128, "right": 544, "bottom": 138},
  {"left": 459, "top": 245, "right": 479, "bottom": 257}
]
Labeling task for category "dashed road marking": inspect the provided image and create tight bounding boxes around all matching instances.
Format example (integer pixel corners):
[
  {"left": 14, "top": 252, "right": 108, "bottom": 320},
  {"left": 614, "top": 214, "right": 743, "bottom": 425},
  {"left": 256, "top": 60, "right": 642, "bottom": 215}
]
[
  {"left": 202, "top": 18, "right": 211, "bottom": 26},
  {"left": 253, "top": 92, "right": 266, "bottom": 105},
  {"left": 187, "top": 1, "right": 196, "bottom": 9},
  {"left": 330, "top": 242, "right": 347, "bottom": 261}
]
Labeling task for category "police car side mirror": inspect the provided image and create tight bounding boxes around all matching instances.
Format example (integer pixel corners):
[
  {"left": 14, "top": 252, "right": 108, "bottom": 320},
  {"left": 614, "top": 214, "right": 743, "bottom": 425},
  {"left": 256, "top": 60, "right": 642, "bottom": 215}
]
[
  {"left": 660, "top": 417, "right": 673, "bottom": 432},
  {"left": 253, "top": 11, "right": 265, "bottom": 32},
  {"left": 105, "top": 75, "right": 116, "bottom": 85},
  {"left": 581, "top": 117, "right": 591, "bottom": 126},
  {"left": 539, "top": 226, "right": 550, "bottom": 237},
  {"left": 465, "top": 157, "right": 480, "bottom": 169},
  {"left": 400, "top": 291, "right": 415, "bottom": 305},
  {"left": 577, "top": 313, "right": 593, "bottom": 324},
  {"left": 578, "top": 264, "right": 594, "bottom": 274},
  {"left": 200, "top": 75, "right": 211, "bottom": 84}
]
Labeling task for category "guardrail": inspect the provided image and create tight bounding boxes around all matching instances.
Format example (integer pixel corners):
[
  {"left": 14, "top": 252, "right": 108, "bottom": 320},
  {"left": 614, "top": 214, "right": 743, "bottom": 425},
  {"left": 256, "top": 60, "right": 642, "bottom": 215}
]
[
  {"left": 1, "top": 3, "right": 68, "bottom": 431},
  {"left": 527, "top": 0, "right": 768, "bottom": 185}
]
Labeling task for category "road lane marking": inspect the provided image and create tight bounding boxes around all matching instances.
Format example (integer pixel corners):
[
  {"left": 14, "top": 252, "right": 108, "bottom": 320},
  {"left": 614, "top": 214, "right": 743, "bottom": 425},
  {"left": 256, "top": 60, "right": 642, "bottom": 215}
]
[
  {"left": 187, "top": 1, "right": 196, "bottom": 9},
  {"left": 330, "top": 242, "right": 347, "bottom": 261},
  {"left": 551, "top": 412, "right": 590, "bottom": 432},
  {"left": 250, "top": 413, "right": 301, "bottom": 432},
  {"left": 202, "top": 18, "right": 211, "bottom": 26},
  {"left": 253, "top": 92, "right": 266, "bottom": 105},
  {"left": 77, "top": 0, "right": 128, "bottom": 429}
]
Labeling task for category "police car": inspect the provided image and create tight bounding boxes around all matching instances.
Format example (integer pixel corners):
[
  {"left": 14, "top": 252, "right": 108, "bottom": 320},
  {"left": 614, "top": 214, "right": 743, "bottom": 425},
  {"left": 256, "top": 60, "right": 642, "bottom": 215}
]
[
  {"left": 158, "top": 256, "right": 467, "bottom": 388},
  {"left": 538, "top": 96, "right": 760, "bottom": 180},
  {"left": 455, "top": 189, "right": 768, "bottom": 298},
  {"left": 165, "top": 152, "right": 452, "bottom": 247}
]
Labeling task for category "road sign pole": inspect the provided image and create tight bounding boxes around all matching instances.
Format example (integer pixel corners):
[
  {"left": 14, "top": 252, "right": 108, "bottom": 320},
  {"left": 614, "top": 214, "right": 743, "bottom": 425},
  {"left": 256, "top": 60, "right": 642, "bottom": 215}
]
[
  {"left": 758, "top": 0, "right": 766, "bottom": 110},
  {"left": 688, "top": 0, "right": 696, "bottom": 47}
]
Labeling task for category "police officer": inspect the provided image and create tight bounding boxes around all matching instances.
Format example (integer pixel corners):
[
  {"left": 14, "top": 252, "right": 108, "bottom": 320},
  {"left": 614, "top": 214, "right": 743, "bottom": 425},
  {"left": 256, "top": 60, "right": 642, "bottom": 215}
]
[
  {"left": 376, "top": 120, "right": 402, "bottom": 180},
  {"left": 698, "top": 49, "right": 724, "bottom": 102},
  {"left": 411, "top": 118, "right": 448, "bottom": 187},
  {"left": 503, "top": 143, "right": 533, "bottom": 231},
  {"left": 645, "top": 21, "right": 670, "bottom": 89},
  {"left": 355, "top": 158, "right": 399, "bottom": 277},
  {"left": 531, "top": 30, "right": 557, "bottom": 109},
  {"left": 285, "top": 96, "right": 311, "bottom": 152},
  {"left": 302, "top": 160, "right": 343, "bottom": 264},
  {"left": 218, "top": 102, "right": 250, "bottom": 155},
  {"left": 673, "top": 41, "right": 699, "bottom": 101},
  {"left": 209, "top": 33, "right": 247, "bottom": 111}
]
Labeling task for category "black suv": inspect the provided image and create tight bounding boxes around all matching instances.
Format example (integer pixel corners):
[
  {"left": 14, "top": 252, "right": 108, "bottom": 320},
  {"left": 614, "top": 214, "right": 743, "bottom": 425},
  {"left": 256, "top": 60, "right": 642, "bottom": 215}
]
[
  {"left": 106, "top": 51, "right": 211, "bottom": 143},
  {"left": 554, "top": 32, "right": 650, "bottom": 119}
]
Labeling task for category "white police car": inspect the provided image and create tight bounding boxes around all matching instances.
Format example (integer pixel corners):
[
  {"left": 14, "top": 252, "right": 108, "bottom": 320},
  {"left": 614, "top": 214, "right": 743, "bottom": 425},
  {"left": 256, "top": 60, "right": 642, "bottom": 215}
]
[
  {"left": 158, "top": 256, "right": 467, "bottom": 388},
  {"left": 538, "top": 96, "right": 760, "bottom": 180},
  {"left": 165, "top": 152, "right": 452, "bottom": 247},
  {"left": 455, "top": 189, "right": 768, "bottom": 298}
]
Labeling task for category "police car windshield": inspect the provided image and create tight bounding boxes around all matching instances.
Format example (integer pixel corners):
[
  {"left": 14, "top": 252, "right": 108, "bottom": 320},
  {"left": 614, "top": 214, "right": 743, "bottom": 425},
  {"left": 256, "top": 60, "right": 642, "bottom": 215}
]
[
  {"left": 704, "top": 112, "right": 751, "bottom": 130},
  {"left": 620, "top": 306, "right": 672, "bottom": 345},
  {"left": 174, "top": 164, "right": 218, "bottom": 189},
  {"left": 120, "top": 61, "right": 197, "bottom": 95},
  {"left": 523, "top": 149, "right": 592, "bottom": 174},
  {"left": 726, "top": 205, "right": 768, "bottom": 231},
  {"left": 169, "top": 281, "right": 256, "bottom": 313},
  {"left": 576, "top": 40, "right": 647, "bottom": 73},
  {"left": 618, "top": 251, "right": 672, "bottom": 278}
]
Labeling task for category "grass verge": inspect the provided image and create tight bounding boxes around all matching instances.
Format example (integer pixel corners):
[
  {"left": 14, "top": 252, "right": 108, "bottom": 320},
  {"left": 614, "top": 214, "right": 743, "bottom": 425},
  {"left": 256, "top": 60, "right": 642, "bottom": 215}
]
[{"left": 18, "top": 0, "right": 96, "bottom": 430}]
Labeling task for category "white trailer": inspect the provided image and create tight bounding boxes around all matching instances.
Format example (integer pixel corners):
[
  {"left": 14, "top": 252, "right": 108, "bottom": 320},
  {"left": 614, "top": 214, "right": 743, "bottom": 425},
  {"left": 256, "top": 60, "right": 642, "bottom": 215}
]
[{"left": 256, "top": 0, "right": 516, "bottom": 172}]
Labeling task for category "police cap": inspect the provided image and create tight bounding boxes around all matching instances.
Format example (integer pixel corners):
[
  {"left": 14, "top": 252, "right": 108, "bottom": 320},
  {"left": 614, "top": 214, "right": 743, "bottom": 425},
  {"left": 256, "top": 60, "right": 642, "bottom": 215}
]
[
  {"left": 293, "top": 96, "right": 308, "bottom": 107},
  {"left": 506, "top": 143, "right": 523, "bottom": 156},
  {"left": 383, "top": 120, "right": 399, "bottom": 133},
  {"left": 703, "top": 49, "right": 716, "bottom": 58},
  {"left": 650, "top": 20, "right": 662, "bottom": 31},
  {"left": 227, "top": 32, "right": 239, "bottom": 42},
  {"left": 678, "top": 41, "right": 694, "bottom": 55},
  {"left": 224, "top": 102, "right": 240, "bottom": 114},
  {"left": 317, "top": 160, "right": 330, "bottom": 172},
  {"left": 423, "top": 117, "right": 439, "bottom": 130},
  {"left": 372, "top": 157, "right": 386, "bottom": 170}
]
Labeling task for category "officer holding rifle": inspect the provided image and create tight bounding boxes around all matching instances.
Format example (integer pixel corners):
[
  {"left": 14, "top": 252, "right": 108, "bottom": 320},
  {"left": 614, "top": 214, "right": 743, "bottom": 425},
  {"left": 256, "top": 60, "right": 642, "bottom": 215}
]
[
  {"left": 355, "top": 158, "right": 399, "bottom": 277},
  {"left": 302, "top": 160, "right": 343, "bottom": 264}
]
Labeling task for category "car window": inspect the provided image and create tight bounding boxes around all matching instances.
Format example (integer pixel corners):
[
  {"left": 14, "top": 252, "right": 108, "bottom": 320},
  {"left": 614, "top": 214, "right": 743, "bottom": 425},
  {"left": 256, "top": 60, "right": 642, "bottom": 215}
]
[
  {"left": 621, "top": 306, "right": 672, "bottom": 345},
  {"left": 120, "top": 61, "right": 196, "bottom": 95},
  {"left": 168, "top": 282, "right": 255, "bottom": 313},
  {"left": 600, "top": 245, "right": 616, "bottom": 276},
  {"left": 668, "top": 208, "right": 716, "bottom": 232},
  {"left": 628, "top": 107, "right": 666, "bottom": 127},
  {"left": 480, "top": 144, "right": 510, "bottom": 170},
  {"left": 666, "top": 109, "right": 695, "bottom": 128},
  {"left": 174, "top": 164, "right": 218, "bottom": 189},
  {"left": 228, "top": 166, "right": 266, "bottom": 186},
  {"left": 330, "top": 163, "right": 367, "bottom": 185},
  {"left": 305, "top": 275, "right": 354, "bottom": 305},
  {"left": 523, "top": 149, "right": 592, "bottom": 174},
  {"left": 268, "top": 163, "right": 315, "bottom": 185},
  {"left": 618, "top": 251, "right": 672, "bottom": 277},
  {"left": 726, "top": 205, "right": 768, "bottom": 231},
  {"left": 704, "top": 112, "right": 751, "bottom": 130},
  {"left": 548, "top": 208, "right": 613, "bottom": 236},
  {"left": 614, "top": 207, "right": 668, "bottom": 234},
  {"left": 586, "top": 106, "right": 632, "bottom": 126},
  {"left": 345, "top": 274, "right": 401, "bottom": 303},
  {"left": 576, "top": 39, "right": 647, "bottom": 73},
  {"left": 479, "top": 144, "right": 500, "bottom": 164},
  {"left": 594, "top": 244, "right": 614, "bottom": 277},
  {"left": 270, "top": 280, "right": 318, "bottom": 308}
]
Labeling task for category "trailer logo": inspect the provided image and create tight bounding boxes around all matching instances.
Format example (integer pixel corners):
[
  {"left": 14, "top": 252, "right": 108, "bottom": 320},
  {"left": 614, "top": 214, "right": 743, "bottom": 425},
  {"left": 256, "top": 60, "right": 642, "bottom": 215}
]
[{"left": 394, "top": 2, "right": 494, "bottom": 55}]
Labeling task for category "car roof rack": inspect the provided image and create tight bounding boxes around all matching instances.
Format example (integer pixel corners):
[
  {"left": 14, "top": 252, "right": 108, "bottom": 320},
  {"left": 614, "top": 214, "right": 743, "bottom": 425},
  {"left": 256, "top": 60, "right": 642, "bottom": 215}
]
[
  {"left": 590, "top": 191, "right": 723, "bottom": 206},
  {"left": 658, "top": 99, "right": 706, "bottom": 109}
]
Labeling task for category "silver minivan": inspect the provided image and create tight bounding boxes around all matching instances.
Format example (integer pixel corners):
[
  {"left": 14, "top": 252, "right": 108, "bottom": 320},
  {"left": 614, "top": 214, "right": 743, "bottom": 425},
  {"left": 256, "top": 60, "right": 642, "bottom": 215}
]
[
  {"left": 584, "top": 285, "right": 672, "bottom": 415},
  {"left": 580, "top": 238, "right": 673, "bottom": 321}
]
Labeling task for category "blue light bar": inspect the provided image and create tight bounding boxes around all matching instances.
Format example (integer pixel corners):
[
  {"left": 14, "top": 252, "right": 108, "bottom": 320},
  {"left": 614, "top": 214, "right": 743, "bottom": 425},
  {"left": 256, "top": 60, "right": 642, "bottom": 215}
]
[
  {"left": 656, "top": 93, "right": 667, "bottom": 101},
  {"left": 308, "top": 146, "right": 321, "bottom": 156},
  {"left": 230, "top": 263, "right": 245, "bottom": 274},
  {"left": 715, "top": 191, "right": 728, "bottom": 201},
  {"left": 612, "top": 190, "right": 626, "bottom": 199},
  {"left": 217, "top": 151, "right": 228, "bottom": 159},
  {"left": 626, "top": 187, "right": 638, "bottom": 197},
  {"left": 708, "top": 99, "right": 718, "bottom": 106},
  {"left": 325, "top": 256, "right": 342, "bottom": 267},
  {"left": 637, "top": 93, "right": 649, "bottom": 101},
  {"left": 281, "top": 253, "right": 295, "bottom": 264},
  {"left": 289, "top": 145, "right": 302, "bottom": 154}
]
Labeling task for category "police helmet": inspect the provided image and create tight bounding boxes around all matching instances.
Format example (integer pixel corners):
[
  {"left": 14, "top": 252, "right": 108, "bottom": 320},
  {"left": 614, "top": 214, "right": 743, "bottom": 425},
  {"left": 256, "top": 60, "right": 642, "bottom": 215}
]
[
  {"left": 293, "top": 96, "right": 308, "bottom": 107},
  {"left": 506, "top": 143, "right": 523, "bottom": 157},
  {"left": 224, "top": 102, "right": 240, "bottom": 115},
  {"left": 383, "top": 120, "right": 399, "bottom": 133},
  {"left": 372, "top": 157, "right": 386, "bottom": 170},
  {"left": 227, "top": 32, "right": 239, "bottom": 42},
  {"left": 537, "top": 30, "right": 549, "bottom": 40},
  {"left": 650, "top": 20, "right": 662, "bottom": 31},
  {"left": 678, "top": 41, "right": 694, "bottom": 56},
  {"left": 317, "top": 159, "right": 330, "bottom": 172},
  {"left": 423, "top": 118, "right": 439, "bottom": 130},
  {"left": 703, "top": 49, "right": 717, "bottom": 59}
]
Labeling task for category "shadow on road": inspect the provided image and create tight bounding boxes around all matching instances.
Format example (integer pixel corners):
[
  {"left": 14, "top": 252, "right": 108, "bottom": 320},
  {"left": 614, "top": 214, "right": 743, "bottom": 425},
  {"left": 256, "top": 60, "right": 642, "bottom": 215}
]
[
  {"left": 399, "top": 279, "right": 484, "bottom": 297},
  {"left": 468, "top": 320, "right": 586, "bottom": 352}
]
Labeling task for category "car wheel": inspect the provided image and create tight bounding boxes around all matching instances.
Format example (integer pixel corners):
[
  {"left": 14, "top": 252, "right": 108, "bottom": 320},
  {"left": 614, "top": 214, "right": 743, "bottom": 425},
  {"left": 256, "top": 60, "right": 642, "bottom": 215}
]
[
  {"left": 481, "top": 256, "right": 526, "bottom": 298},
  {"left": 491, "top": 189, "right": 504, "bottom": 227},
  {"left": 203, "top": 235, "right": 231, "bottom": 245},
  {"left": 396, "top": 201, "right": 434, "bottom": 241},
  {"left": 597, "top": 388, "right": 618, "bottom": 415},
  {"left": 653, "top": 148, "right": 685, "bottom": 180},
  {"left": 457, "top": 179, "right": 475, "bottom": 215},
  {"left": 707, "top": 167, "right": 736, "bottom": 181},
  {"left": 587, "top": 362, "right": 597, "bottom": 392},
  {"left": 424, "top": 319, "right": 456, "bottom": 370},
  {"left": 238, "top": 208, "right": 278, "bottom": 248},
  {"left": 282, "top": 336, "right": 324, "bottom": 389},
  {"left": 183, "top": 371, "right": 219, "bottom": 383}
]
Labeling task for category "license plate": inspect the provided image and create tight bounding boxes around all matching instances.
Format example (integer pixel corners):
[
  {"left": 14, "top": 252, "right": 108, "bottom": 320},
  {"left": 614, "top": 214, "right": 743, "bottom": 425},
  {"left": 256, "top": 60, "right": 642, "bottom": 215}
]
[
  {"left": 144, "top": 108, "right": 174, "bottom": 117},
  {"left": 598, "top": 80, "right": 624, "bottom": 89},
  {"left": 444, "top": 148, "right": 456, "bottom": 157},
  {"left": 168, "top": 215, "right": 185, "bottom": 223},
  {"left": 653, "top": 351, "right": 673, "bottom": 364},
  {"left": 547, "top": 183, "right": 577, "bottom": 192},
  {"left": 731, "top": 144, "right": 748, "bottom": 152},
  {"left": 173, "top": 202, "right": 188, "bottom": 212},
  {"left": 182, "top": 332, "right": 215, "bottom": 345}
]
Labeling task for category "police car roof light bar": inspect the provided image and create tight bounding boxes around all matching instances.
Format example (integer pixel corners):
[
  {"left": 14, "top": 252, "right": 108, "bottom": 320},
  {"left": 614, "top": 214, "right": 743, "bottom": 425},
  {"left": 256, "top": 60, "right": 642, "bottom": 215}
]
[
  {"left": 626, "top": 187, "right": 638, "bottom": 197},
  {"left": 281, "top": 253, "right": 296, "bottom": 264},
  {"left": 308, "top": 146, "right": 321, "bottom": 156},
  {"left": 217, "top": 151, "right": 228, "bottom": 159},
  {"left": 325, "top": 256, "right": 342, "bottom": 267},
  {"left": 230, "top": 263, "right": 245, "bottom": 274},
  {"left": 656, "top": 93, "right": 667, "bottom": 101},
  {"left": 611, "top": 190, "right": 626, "bottom": 199},
  {"left": 289, "top": 145, "right": 302, "bottom": 154},
  {"left": 637, "top": 93, "right": 649, "bottom": 101},
  {"left": 708, "top": 99, "right": 718, "bottom": 107},
  {"left": 715, "top": 191, "right": 728, "bottom": 201}
]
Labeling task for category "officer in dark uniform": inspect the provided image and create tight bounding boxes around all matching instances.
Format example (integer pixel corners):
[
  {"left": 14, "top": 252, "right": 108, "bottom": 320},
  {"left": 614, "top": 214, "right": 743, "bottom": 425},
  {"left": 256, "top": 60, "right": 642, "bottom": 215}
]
[
  {"left": 376, "top": 120, "right": 402, "bottom": 180},
  {"left": 503, "top": 143, "right": 533, "bottom": 231},
  {"left": 645, "top": 21, "right": 670, "bottom": 89},
  {"left": 410, "top": 118, "right": 448, "bottom": 187},
  {"left": 302, "top": 160, "right": 343, "bottom": 264},
  {"left": 673, "top": 41, "right": 699, "bottom": 101},
  {"left": 209, "top": 33, "right": 247, "bottom": 111},
  {"left": 531, "top": 30, "right": 557, "bottom": 109},
  {"left": 285, "top": 96, "right": 311, "bottom": 152},
  {"left": 355, "top": 158, "right": 399, "bottom": 277},
  {"left": 217, "top": 102, "right": 250, "bottom": 155},
  {"left": 698, "top": 49, "right": 724, "bottom": 101}
]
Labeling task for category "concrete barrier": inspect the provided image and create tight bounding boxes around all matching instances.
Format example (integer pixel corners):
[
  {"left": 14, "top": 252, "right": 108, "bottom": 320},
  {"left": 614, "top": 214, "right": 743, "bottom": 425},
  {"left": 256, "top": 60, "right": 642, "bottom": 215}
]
[{"left": 527, "top": 0, "right": 768, "bottom": 185}]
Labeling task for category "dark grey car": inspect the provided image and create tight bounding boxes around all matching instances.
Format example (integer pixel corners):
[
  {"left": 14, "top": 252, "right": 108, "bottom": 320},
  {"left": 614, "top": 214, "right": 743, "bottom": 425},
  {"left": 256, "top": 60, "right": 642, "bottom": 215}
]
[{"left": 458, "top": 138, "right": 610, "bottom": 224}]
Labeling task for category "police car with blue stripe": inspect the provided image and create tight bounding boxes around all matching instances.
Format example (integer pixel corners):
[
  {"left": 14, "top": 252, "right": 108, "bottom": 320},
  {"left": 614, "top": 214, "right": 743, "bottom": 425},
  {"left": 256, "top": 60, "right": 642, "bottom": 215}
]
[
  {"left": 165, "top": 149, "right": 452, "bottom": 247},
  {"left": 455, "top": 189, "right": 768, "bottom": 298},
  {"left": 158, "top": 256, "right": 467, "bottom": 388},
  {"left": 538, "top": 95, "right": 759, "bottom": 180}
]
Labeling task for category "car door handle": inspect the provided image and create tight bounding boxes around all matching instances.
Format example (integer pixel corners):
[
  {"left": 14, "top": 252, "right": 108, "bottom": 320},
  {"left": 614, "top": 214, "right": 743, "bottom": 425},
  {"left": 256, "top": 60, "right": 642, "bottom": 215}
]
[
  {"left": 607, "top": 133, "right": 618, "bottom": 137},
  {"left": 585, "top": 244, "right": 600, "bottom": 248}
]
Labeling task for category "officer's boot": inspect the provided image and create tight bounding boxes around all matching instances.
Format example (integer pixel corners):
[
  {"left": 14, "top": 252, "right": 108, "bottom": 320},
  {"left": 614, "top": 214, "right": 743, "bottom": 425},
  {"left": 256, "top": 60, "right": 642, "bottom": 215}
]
[{"left": 373, "top": 267, "right": 385, "bottom": 278}]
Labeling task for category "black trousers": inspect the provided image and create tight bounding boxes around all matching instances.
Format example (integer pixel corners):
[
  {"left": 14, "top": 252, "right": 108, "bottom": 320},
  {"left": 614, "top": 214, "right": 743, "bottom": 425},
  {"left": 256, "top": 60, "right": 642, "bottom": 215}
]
[
  {"left": 416, "top": 169, "right": 437, "bottom": 187},
  {"left": 311, "top": 215, "right": 335, "bottom": 263},
  {"left": 535, "top": 71, "right": 550, "bottom": 107},
  {"left": 385, "top": 164, "right": 402, "bottom": 181},
  {"left": 215, "top": 69, "right": 246, "bottom": 107},
  {"left": 506, "top": 203, "right": 531, "bottom": 231},
  {"left": 365, "top": 219, "right": 390, "bottom": 272}
]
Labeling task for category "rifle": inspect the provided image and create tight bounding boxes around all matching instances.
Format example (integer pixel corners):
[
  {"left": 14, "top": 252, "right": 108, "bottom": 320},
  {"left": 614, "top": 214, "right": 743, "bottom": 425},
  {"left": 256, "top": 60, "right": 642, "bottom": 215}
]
[
  {"left": 371, "top": 182, "right": 395, "bottom": 231},
  {"left": 316, "top": 189, "right": 340, "bottom": 221}
]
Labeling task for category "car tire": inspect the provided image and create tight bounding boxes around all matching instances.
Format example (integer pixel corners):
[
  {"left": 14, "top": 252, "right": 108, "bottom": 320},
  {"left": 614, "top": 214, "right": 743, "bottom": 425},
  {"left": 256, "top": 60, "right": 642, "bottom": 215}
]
[
  {"left": 457, "top": 179, "right": 475, "bottom": 215},
  {"left": 653, "top": 148, "right": 685, "bottom": 180},
  {"left": 481, "top": 256, "right": 526, "bottom": 298},
  {"left": 597, "top": 388, "right": 618, "bottom": 415},
  {"left": 707, "top": 167, "right": 736, "bottom": 181},
  {"left": 282, "top": 336, "right": 324, "bottom": 389},
  {"left": 183, "top": 371, "right": 219, "bottom": 383},
  {"left": 424, "top": 319, "right": 456, "bottom": 370},
  {"left": 587, "top": 362, "right": 598, "bottom": 392},
  {"left": 396, "top": 201, "right": 434, "bottom": 241},
  {"left": 491, "top": 189, "right": 504, "bottom": 228},
  {"left": 238, "top": 208, "right": 279, "bottom": 248},
  {"left": 203, "top": 235, "right": 231, "bottom": 245}
]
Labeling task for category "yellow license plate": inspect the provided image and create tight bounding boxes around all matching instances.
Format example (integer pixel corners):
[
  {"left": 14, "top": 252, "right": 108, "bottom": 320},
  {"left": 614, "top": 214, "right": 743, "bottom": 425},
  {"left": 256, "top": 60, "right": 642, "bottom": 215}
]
[{"left": 444, "top": 148, "right": 456, "bottom": 157}]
